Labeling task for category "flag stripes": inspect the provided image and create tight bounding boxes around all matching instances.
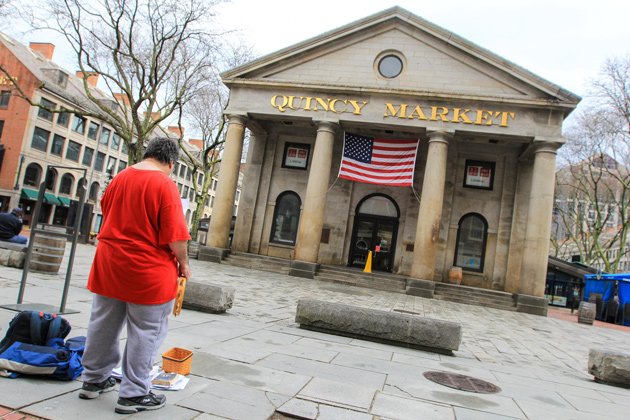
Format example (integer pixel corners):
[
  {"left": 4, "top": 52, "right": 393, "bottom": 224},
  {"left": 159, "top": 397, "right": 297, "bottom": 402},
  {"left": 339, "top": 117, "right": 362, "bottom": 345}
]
[{"left": 339, "top": 132, "right": 419, "bottom": 186}]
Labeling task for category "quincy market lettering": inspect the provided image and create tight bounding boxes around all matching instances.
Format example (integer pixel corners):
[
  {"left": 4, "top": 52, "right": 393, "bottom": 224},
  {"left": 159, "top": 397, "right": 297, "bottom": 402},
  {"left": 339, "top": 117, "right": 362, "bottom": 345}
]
[{"left": 270, "top": 94, "right": 516, "bottom": 127}]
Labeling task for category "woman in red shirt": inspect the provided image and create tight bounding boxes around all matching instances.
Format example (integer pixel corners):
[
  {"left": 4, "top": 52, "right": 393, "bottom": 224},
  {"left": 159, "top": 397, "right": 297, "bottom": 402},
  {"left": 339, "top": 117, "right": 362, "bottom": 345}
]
[{"left": 79, "top": 137, "right": 191, "bottom": 414}]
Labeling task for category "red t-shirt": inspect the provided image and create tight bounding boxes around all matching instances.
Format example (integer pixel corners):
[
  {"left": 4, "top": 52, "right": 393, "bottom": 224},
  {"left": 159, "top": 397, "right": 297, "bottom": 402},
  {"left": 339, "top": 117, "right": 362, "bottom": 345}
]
[{"left": 88, "top": 167, "right": 191, "bottom": 304}]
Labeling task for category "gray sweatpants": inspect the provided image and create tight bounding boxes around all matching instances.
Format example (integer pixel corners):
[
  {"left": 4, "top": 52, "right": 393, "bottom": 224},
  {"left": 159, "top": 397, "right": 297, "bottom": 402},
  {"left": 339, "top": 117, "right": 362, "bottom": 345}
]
[{"left": 81, "top": 294, "right": 173, "bottom": 398}]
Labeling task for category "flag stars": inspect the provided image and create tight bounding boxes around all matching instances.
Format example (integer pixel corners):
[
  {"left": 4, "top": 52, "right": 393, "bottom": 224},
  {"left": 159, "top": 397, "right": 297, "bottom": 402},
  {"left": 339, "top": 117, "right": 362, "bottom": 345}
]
[{"left": 344, "top": 134, "right": 373, "bottom": 163}]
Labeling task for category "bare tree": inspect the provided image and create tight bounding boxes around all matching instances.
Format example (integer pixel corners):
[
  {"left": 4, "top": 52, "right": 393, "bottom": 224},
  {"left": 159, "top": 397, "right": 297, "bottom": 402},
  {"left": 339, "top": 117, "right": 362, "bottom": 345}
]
[
  {"left": 20, "top": 0, "right": 224, "bottom": 164},
  {"left": 179, "top": 41, "right": 254, "bottom": 240},
  {"left": 552, "top": 56, "right": 630, "bottom": 272}
]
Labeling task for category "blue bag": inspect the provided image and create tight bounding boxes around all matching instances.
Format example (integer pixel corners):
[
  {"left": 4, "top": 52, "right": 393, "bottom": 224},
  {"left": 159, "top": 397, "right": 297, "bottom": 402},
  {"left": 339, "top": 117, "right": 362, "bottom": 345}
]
[{"left": 0, "top": 336, "right": 85, "bottom": 380}]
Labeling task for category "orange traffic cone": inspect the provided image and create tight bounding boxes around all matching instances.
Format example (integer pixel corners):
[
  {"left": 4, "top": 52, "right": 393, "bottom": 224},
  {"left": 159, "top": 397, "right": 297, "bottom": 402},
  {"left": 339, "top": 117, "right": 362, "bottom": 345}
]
[{"left": 363, "top": 251, "right": 373, "bottom": 273}]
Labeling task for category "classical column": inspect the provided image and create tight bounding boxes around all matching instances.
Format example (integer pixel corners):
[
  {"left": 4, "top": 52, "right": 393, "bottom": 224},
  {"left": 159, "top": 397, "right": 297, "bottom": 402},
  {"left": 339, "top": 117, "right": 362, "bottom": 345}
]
[
  {"left": 207, "top": 115, "right": 246, "bottom": 249},
  {"left": 519, "top": 141, "right": 561, "bottom": 297},
  {"left": 231, "top": 129, "right": 266, "bottom": 253},
  {"left": 410, "top": 130, "right": 452, "bottom": 280},
  {"left": 293, "top": 121, "right": 337, "bottom": 263}
]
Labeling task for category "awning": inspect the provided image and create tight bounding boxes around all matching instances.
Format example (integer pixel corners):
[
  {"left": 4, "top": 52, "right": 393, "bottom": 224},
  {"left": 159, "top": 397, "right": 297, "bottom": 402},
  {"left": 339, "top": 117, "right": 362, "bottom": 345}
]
[
  {"left": 21, "top": 188, "right": 39, "bottom": 200},
  {"left": 57, "top": 196, "right": 72, "bottom": 206},
  {"left": 21, "top": 188, "right": 62, "bottom": 205},
  {"left": 44, "top": 192, "right": 60, "bottom": 205}
]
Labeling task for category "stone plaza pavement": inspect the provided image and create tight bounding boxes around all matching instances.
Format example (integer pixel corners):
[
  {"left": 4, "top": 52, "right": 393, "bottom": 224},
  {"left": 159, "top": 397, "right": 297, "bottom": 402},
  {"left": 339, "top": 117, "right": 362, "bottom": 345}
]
[{"left": 1, "top": 243, "right": 630, "bottom": 419}]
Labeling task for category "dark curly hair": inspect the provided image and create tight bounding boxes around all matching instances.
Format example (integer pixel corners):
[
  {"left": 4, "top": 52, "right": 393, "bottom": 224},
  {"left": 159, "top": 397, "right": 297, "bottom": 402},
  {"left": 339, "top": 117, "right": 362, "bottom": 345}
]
[{"left": 143, "top": 137, "right": 180, "bottom": 164}]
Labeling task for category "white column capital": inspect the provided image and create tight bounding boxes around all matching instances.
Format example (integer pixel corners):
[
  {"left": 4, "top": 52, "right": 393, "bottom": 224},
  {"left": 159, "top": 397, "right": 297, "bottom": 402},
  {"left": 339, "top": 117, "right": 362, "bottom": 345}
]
[
  {"left": 531, "top": 140, "right": 562, "bottom": 155},
  {"left": 225, "top": 114, "right": 248, "bottom": 126},
  {"left": 314, "top": 120, "right": 339, "bottom": 134},
  {"left": 426, "top": 130, "right": 454, "bottom": 144}
]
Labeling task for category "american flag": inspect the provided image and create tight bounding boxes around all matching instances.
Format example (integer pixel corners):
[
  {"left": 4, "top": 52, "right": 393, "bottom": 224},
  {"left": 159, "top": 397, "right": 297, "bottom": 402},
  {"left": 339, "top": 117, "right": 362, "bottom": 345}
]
[{"left": 339, "top": 132, "right": 419, "bottom": 186}]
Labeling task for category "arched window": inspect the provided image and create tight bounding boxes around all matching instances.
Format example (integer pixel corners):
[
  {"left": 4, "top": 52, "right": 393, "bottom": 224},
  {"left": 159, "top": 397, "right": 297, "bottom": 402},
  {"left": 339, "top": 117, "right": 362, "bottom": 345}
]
[
  {"left": 454, "top": 213, "right": 488, "bottom": 272},
  {"left": 358, "top": 194, "right": 399, "bottom": 218},
  {"left": 76, "top": 177, "right": 87, "bottom": 198},
  {"left": 270, "top": 191, "right": 301, "bottom": 245},
  {"left": 185, "top": 209, "right": 192, "bottom": 224},
  {"left": 89, "top": 182, "right": 100, "bottom": 201},
  {"left": 59, "top": 173, "right": 74, "bottom": 195},
  {"left": 45, "top": 168, "right": 57, "bottom": 191},
  {"left": 24, "top": 163, "right": 42, "bottom": 187}
]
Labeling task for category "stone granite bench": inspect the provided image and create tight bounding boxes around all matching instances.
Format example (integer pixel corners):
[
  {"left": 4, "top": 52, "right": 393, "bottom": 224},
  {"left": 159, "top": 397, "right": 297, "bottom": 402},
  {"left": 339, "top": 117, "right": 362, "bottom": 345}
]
[
  {"left": 0, "top": 241, "right": 27, "bottom": 269},
  {"left": 589, "top": 349, "right": 630, "bottom": 387},
  {"left": 182, "top": 281, "right": 235, "bottom": 314},
  {"left": 295, "top": 299, "right": 462, "bottom": 354}
]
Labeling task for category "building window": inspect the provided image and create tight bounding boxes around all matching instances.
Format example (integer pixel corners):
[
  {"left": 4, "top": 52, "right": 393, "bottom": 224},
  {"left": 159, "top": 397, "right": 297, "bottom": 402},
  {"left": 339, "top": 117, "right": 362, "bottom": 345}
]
[
  {"left": 82, "top": 147, "right": 94, "bottom": 166},
  {"left": 0, "top": 90, "right": 10, "bottom": 108},
  {"left": 179, "top": 164, "right": 186, "bottom": 177},
  {"left": 45, "top": 168, "right": 57, "bottom": 191},
  {"left": 117, "top": 160, "right": 127, "bottom": 173},
  {"left": 0, "top": 120, "right": 4, "bottom": 139},
  {"left": 87, "top": 121, "right": 100, "bottom": 140},
  {"left": 99, "top": 127, "right": 111, "bottom": 146},
  {"left": 121, "top": 141, "right": 128, "bottom": 154},
  {"left": 76, "top": 177, "right": 86, "bottom": 197},
  {"left": 454, "top": 213, "right": 488, "bottom": 272},
  {"left": 111, "top": 133, "right": 120, "bottom": 150},
  {"left": 89, "top": 182, "right": 100, "bottom": 201},
  {"left": 66, "top": 140, "right": 81, "bottom": 161},
  {"left": 270, "top": 191, "right": 301, "bottom": 245},
  {"left": 463, "top": 160, "right": 496, "bottom": 190},
  {"left": 197, "top": 173, "right": 203, "bottom": 185},
  {"left": 72, "top": 115, "right": 86, "bottom": 134},
  {"left": 212, "top": 179, "right": 218, "bottom": 191},
  {"left": 106, "top": 156, "right": 117, "bottom": 177},
  {"left": 94, "top": 152, "right": 105, "bottom": 171},
  {"left": 24, "top": 163, "right": 42, "bottom": 187},
  {"left": 59, "top": 173, "right": 74, "bottom": 195},
  {"left": 37, "top": 98, "right": 56, "bottom": 121},
  {"left": 183, "top": 186, "right": 189, "bottom": 197},
  {"left": 51, "top": 134, "right": 65, "bottom": 156},
  {"left": 31, "top": 127, "right": 50, "bottom": 152},
  {"left": 377, "top": 53, "right": 404, "bottom": 78},
  {"left": 56, "top": 111, "right": 70, "bottom": 127}
]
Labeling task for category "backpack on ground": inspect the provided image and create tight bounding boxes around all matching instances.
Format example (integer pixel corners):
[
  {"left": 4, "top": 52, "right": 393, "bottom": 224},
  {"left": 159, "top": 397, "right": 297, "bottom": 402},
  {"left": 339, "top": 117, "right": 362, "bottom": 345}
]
[
  {"left": 0, "top": 336, "right": 85, "bottom": 381},
  {"left": 0, "top": 310, "right": 83, "bottom": 381},
  {"left": 0, "top": 310, "right": 71, "bottom": 353}
]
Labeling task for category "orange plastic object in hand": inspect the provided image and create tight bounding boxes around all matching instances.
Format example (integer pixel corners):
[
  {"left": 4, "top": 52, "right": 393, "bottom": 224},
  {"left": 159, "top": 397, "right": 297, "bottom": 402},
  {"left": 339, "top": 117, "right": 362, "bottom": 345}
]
[{"left": 172, "top": 276, "right": 187, "bottom": 316}]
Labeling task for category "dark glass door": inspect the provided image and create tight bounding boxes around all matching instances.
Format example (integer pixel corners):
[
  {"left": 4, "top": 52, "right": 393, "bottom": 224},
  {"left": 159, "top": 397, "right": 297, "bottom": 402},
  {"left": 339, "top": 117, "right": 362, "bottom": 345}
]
[{"left": 349, "top": 217, "right": 397, "bottom": 272}]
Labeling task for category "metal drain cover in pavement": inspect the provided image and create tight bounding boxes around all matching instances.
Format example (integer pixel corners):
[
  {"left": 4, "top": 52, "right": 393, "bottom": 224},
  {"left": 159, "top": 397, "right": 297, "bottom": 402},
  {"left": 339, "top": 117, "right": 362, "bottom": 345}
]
[{"left": 423, "top": 371, "right": 501, "bottom": 394}]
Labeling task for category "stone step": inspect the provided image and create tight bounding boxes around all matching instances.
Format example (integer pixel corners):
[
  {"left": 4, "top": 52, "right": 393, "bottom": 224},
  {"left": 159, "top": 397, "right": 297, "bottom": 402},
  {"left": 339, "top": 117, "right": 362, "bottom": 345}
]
[
  {"left": 315, "top": 268, "right": 407, "bottom": 292},
  {"left": 222, "top": 254, "right": 290, "bottom": 275},
  {"left": 435, "top": 283, "right": 515, "bottom": 299},
  {"left": 434, "top": 294, "right": 517, "bottom": 311},
  {"left": 434, "top": 287, "right": 515, "bottom": 303},
  {"left": 317, "top": 265, "right": 408, "bottom": 282}
]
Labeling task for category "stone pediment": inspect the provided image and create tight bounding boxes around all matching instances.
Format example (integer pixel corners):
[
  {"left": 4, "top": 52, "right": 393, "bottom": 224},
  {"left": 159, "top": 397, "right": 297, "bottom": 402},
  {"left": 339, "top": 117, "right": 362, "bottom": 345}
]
[{"left": 222, "top": 7, "right": 580, "bottom": 107}]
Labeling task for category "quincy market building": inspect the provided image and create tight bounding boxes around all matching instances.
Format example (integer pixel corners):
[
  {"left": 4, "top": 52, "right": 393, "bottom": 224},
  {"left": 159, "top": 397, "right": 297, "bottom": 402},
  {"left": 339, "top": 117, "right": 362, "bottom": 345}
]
[{"left": 205, "top": 7, "right": 580, "bottom": 315}]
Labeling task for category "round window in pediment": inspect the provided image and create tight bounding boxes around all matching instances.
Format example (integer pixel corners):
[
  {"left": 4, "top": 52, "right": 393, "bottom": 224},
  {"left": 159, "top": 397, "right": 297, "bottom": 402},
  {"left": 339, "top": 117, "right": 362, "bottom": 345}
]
[{"left": 377, "top": 54, "right": 403, "bottom": 78}]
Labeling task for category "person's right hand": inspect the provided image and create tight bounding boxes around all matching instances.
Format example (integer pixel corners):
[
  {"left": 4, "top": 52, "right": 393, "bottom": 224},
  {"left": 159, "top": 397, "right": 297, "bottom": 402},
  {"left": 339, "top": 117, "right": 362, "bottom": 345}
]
[{"left": 179, "top": 262, "right": 192, "bottom": 280}]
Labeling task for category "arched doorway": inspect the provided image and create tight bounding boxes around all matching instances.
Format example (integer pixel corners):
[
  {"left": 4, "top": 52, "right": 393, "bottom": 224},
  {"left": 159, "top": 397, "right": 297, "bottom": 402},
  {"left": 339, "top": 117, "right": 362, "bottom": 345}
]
[{"left": 348, "top": 194, "right": 399, "bottom": 272}]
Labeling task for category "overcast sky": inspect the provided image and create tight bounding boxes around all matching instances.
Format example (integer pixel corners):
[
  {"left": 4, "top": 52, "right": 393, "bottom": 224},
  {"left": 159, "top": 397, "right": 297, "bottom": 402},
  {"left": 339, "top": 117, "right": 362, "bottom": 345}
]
[
  {"left": 7, "top": 0, "right": 630, "bottom": 108},
  {"left": 215, "top": 0, "right": 629, "bottom": 99}
]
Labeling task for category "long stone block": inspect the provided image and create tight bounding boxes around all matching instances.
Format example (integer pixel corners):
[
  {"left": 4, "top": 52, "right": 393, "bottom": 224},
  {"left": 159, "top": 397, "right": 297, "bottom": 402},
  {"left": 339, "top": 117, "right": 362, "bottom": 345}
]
[
  {"left": 589, "top": 349, "right": 630, "bottom": 387},
  {"left": 295, "top": 299, "right": 462, "bottom": 353},
  {"left": 0, "top": 242, "right": 26, "bottom": 269},
  {"left": 182, "top": 281, "right": 235, "bottom": 314}
]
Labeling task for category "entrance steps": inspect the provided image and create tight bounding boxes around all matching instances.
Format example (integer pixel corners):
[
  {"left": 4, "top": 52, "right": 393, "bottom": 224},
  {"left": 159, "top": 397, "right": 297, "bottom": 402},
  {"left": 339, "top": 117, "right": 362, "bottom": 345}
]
[
  {"left": 434, "top": 283, "right": 517, "bottom": 311},
  {"left": 222, "top": 252, "right": 291, "bottom": 275},
  {"left": 215, "top": 252, "right": 517, "bottom": 311},
  {"left": 314, "top": 265, "right": 407, "bottom": 293}
]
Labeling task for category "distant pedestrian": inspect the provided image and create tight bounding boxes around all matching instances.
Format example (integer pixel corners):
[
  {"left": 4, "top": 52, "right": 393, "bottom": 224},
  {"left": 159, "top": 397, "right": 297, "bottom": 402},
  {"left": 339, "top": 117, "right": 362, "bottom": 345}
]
[
  {"left": 79, "top": 137, "right": 191, "bottom": 414},
  {"left": 0, "top": 208, "right": 27, "bottom": 244}
]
